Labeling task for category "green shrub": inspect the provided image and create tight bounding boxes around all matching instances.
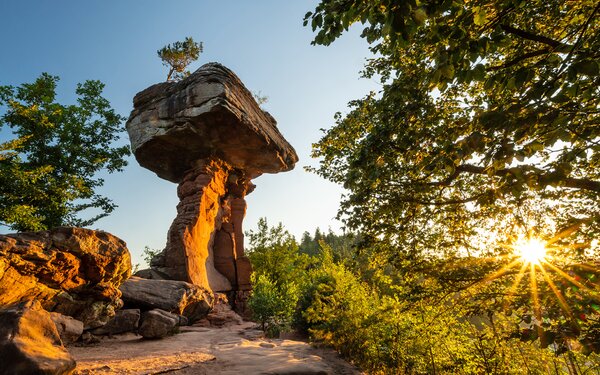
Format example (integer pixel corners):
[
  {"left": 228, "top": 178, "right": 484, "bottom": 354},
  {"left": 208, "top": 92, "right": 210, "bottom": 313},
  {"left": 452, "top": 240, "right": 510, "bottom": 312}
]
[
  {"left": 246, "top": 221, "right": 600, "bottom": 373},
  {"left": 248, "top": 274, "right": 298, "bottom": 337}
]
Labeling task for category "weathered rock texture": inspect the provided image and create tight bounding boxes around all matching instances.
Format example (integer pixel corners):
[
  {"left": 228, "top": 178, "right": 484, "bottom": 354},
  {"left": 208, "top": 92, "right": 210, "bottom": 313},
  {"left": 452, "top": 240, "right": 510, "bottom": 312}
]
[
  {"left": 119, "top": 277, "right": 213, "bottom": 323},
  {"left": 195, "top": 293, "right": 244, "bottom": 328},
  {"left": 50, "top": 312, "right": 84, "bottom": 344},
  {"left": 0, "top": 227, "right": 132, "bottom": 329},
  {"left": 127, "top": 63, "right": 297, "bottom": 183},
  {"left": 138, "top": 309, "right": 182, "bottom": 339},
  {"left": 0, "top": 300, "right": 76, "bottom": 375},
  {"left": 90, "top": 309, "right": 140, "bottom": 336},
  {"left": 126, "top": 63, "right": 298, "bottom": 299}
]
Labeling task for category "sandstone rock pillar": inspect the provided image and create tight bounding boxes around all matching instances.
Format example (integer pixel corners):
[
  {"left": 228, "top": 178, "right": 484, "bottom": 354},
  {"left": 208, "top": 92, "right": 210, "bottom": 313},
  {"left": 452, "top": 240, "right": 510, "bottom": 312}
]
[
  {"left": 126, "top": 62, "right": 298, "bottom": 299},
  {"left": 158, "top": 160, "right": 232, "bottom": 290}
]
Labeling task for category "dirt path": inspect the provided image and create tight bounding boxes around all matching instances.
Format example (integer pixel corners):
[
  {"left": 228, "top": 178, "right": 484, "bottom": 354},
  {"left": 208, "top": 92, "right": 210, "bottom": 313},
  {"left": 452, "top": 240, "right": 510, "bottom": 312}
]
[{"left": 70, "top": 322, "right": 362, "bottom": 375}]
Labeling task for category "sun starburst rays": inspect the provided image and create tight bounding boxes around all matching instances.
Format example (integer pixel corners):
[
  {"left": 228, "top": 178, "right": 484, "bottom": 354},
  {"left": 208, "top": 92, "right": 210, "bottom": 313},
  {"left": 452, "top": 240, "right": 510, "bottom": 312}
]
[
  {"left": 515, "top": 238, "right": 548, "bottom": 265},
  {"left": 482, "top": 230, "right": 599, "bottom": 327}
]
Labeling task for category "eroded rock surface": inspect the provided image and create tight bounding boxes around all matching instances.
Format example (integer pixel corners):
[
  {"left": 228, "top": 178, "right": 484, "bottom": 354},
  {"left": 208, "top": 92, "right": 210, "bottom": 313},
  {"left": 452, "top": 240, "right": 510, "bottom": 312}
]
[
  {"left": 139, "top": 309, "right": 182, "bottom": 339},
  {"left": 50, "top": 312, "right": 84, "bottom": 344},
  {"left": 0, "top": 300, "right": 76, "bottom": 375},
  {"left": 0, "top": 227, "right": 132, "bottom": 329},
  {"left": 90, "top": 309, "right": 140, "bottom": 336},
  {"left": 119, "top": 277, "right": 213, "bottom": 323},
  {"left": 127, "top": 62, "right": 297, "bottom": 183},
  {"left": 126, "top": 63, "right": 297, "bottom": 306}
]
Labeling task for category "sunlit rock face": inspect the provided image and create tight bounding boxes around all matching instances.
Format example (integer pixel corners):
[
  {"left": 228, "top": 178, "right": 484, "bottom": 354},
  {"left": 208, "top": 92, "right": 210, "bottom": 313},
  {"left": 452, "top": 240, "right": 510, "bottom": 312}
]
[
  {"left": 0, "top": 300, "right": 76, "bottom": 375},
  {"left": 0, "top": 227, "right": 132, "bottom": 329},
  {"left": 126, "top": 63, "right": 298, "bottom": 304}
]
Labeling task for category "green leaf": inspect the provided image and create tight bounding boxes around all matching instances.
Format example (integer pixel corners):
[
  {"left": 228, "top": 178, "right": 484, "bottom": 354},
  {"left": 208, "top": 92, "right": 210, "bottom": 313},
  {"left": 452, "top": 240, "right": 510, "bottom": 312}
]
[
  {"left": 473, "top": 6, "right": 487, "bottom": 26},
  {"left": 412, "top": 8, "right": 427, "bottom": 25},
  {"left": 440, "top": 64, "right": 455, "bottom": 79},
  {"left": 573, "top": 60, "right": 599, "bottom": 76},
  {"left": 472, "top": 64, "right": 486, "bottom": 81},
  {"left": 514, "top": 69, "right": 530, "bottom": 89}
]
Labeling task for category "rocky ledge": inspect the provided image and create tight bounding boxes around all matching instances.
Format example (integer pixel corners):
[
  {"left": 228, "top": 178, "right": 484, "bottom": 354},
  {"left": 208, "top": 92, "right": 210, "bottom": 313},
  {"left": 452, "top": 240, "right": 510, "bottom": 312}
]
[
  {"left": 126, "top": 62, "right": 298, "bottom": 183},
  {"left": 0, "top": 227, "right": 131, "bottom": 329}
]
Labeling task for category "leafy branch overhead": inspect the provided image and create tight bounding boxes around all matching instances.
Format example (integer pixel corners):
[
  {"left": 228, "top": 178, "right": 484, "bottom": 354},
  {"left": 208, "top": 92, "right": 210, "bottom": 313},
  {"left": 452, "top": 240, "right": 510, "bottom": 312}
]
[
  {"left": 305, "top": 0, "right": 600, "bottom": 354},
  {"left": 157, "top": 37, "right": 203, "bottom": 82},
  {"left": 305, "top": 0, "right": 599, "bottom": 235}
]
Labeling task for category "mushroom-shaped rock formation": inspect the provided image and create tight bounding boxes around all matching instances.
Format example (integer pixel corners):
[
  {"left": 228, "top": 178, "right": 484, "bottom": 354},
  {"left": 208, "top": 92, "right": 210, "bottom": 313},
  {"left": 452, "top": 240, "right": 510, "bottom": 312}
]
[{"left": 126, "top": 63, "right": 298, "bottom": 303}]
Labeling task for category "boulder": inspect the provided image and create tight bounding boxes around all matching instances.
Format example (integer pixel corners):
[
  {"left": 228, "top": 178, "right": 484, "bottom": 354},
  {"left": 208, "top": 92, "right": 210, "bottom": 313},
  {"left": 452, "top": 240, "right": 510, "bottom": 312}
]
[
  {"left": 119, "top": 277, "right": 213, "bottom": 323},
  {"left": 79, "top": 332, "right": 100, "bottom": 345},
  {"left": 133, "top": 268, "right": 169, "bottom": 280},
  {"left": 203, "top": 293, "right": 243, "bottom": 327},
  {"left": 0, "top": 300, "right": 76, "bottom": 375},
  {"left": 0, "top": 227, "right": 131, "bottom": 329},
  {"left": 90, "top": 309, "right": 140, "bottom": 336},
  {"left": 126, "top": 62, "right": 298, "bottom": 183},
  {"left": 138, "top": 309, "right": 180, "bottom": 339},
  {"left": 49, "top": 312, "right": 84, "bottom": 344}
]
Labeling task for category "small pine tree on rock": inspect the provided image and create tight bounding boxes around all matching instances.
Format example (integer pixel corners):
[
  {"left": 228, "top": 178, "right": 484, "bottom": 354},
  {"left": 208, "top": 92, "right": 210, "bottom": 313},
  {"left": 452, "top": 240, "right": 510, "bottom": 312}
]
[{"left": 157, "top": 37, "right": 203, "bottom": 82}]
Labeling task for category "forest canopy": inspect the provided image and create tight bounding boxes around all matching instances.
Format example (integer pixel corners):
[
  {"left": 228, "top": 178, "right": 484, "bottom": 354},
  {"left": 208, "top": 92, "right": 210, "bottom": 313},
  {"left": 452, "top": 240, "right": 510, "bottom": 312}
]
[
  {"left": 303, "top": 0, "right": 600, "bottom": 358},
  {"left": 306, "top": 0, "right": 599, "bottom": 248}
]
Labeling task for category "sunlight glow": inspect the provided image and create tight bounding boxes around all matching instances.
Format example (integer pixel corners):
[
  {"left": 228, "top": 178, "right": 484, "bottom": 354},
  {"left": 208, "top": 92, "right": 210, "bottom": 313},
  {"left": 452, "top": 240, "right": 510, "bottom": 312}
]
[{"left": 515, "top": 238, "right": 547, "bottom": 265}]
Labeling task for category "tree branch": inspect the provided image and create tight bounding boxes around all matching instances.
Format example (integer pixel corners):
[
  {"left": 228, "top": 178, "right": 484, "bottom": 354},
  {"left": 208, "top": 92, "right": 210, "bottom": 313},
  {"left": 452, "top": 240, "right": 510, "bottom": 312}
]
[
  {"left": 488, "top": 48, "right": 551, "bottom": 71},
  {"left": 457, "top": 164, "right": 600, "bottom": 193},
  {"left": 500, "top": 24, "right": 572, "bottom": 50},
  {"left": 397, "top": 191, "right": 490, "bottom": 206}
]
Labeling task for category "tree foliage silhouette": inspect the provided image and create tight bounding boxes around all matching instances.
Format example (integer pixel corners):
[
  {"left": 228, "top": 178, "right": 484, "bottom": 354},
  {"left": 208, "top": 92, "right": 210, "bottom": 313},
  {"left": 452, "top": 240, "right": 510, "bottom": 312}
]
[{"left": 305, "top": 0, "right": 600, "bottom": 354}]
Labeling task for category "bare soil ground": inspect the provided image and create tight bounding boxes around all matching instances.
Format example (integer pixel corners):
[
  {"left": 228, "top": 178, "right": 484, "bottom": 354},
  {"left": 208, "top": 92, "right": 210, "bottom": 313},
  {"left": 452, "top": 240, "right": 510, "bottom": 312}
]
[{"left": 70, "top": 322, "right": 362, "bottom": 375}]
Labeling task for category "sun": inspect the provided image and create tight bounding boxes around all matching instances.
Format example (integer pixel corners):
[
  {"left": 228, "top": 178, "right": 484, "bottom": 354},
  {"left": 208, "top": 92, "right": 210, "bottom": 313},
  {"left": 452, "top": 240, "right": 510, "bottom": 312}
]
[{"left": 514, "top": 237, "right": 547, "bottom": 265}]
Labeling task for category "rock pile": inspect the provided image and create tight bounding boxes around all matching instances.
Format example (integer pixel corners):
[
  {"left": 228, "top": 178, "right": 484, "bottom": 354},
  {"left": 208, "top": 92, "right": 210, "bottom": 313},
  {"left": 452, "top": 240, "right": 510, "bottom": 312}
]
[
  {"left": 77, "top": 277, "right": 214, "bottom": 340},
  {"left": 0, "top": 227, "right": 131, "bottom": 329},
  {"left": 119, "top": 276, "right": 213, "bottom": 323},
  {"left": 126, "top": 63, "right": 298, "bottom": 311}
]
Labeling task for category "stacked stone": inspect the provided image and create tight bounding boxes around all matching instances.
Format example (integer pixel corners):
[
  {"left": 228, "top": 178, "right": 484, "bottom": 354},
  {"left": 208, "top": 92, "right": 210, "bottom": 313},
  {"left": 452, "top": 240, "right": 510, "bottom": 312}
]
[{"left": 126, "top": 63, "right": 298, "bottom": 313}]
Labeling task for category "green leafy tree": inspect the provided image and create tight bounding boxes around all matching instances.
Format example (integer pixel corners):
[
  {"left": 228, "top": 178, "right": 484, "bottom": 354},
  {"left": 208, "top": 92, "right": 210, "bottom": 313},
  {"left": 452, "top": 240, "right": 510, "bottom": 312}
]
[
  {"left": 248, "top": 274, "right": 299, "bottom": 337},
  {"left": 246, "top": 218, "right": 312, "bottom": 335},
  {"left": 299, "top": 227, "right": 359, "bottom": 262},
  {"left": 246, "top": 220, "right": 600, "bottom": 372},
  {"left": 305, "top": 0, "right": 600, "bottom": 353},
  {"left": 0, "top": 73, "right": 130, "bottom": 231},
  {"left": 306, "top": 0, "right": 599, "bottom": 243},
  {"left": 247, "top": 218, "right": 313, "bottom": 284},
  {"left": 157, "top": 37, "right": 203, "bottom": 82}
]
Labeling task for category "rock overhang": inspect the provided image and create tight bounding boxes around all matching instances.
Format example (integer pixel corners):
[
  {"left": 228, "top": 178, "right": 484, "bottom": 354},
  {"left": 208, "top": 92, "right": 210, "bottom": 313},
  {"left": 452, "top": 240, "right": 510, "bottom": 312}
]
[{"left": 126, "top": 62, "right": 298, "bottom": 183}]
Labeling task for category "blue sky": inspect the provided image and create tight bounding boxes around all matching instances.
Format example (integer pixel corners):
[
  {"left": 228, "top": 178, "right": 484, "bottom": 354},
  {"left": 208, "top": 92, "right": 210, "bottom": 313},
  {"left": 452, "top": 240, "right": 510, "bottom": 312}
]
[{"left": 0, "top": 1, "right": 377, "bottom": 266}]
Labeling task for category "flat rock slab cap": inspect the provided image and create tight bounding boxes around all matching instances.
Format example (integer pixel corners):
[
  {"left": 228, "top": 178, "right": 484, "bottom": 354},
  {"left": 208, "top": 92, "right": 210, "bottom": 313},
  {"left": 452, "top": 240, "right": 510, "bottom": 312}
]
[{"left": 126, "top": 62, "right": 298, "bottom": 182}]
